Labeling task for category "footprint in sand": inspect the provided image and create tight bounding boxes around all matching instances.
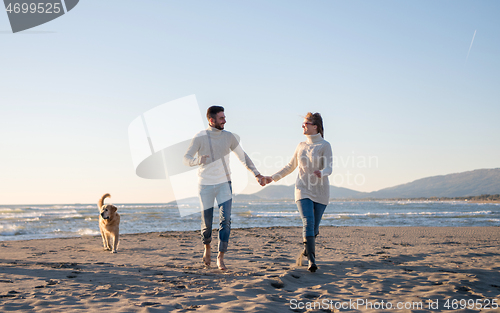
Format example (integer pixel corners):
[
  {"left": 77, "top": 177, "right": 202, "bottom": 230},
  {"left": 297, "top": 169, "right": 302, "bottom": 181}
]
[{"left": 270, "top": 281, "right": 285, "bottom": 289}]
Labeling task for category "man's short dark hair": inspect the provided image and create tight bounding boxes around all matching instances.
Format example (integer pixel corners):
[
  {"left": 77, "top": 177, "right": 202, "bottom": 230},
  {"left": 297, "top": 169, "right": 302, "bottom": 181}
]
[{"left": 207, "top": 106, "right": 224, "bottom": 121}]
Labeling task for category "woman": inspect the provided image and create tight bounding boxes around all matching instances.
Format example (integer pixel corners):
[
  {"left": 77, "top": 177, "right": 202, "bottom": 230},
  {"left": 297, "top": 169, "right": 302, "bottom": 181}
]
[{"left": 264, "top": 112, "right": 332, "bottom": 272}]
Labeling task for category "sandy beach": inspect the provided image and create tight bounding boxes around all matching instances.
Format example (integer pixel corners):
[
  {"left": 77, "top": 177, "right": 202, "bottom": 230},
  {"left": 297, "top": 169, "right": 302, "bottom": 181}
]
[{"left": 1, "top": 226, "right": 499, "bottom": 312}]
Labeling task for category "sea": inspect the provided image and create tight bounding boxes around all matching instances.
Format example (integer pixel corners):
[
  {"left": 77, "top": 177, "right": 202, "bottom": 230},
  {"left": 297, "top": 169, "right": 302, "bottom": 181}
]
[{"left": 0, "top": 200, "right": 499, "bottom": 241}]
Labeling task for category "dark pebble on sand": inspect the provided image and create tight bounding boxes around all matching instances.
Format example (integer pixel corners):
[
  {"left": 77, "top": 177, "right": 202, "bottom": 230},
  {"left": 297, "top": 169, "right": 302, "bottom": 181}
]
[
  {"left": 304, "top": 292, "right": 320, "bottom": 299},
  {"left": 186, "top": 305, "right": 201, "bottom": 310},
  {"left": 270, "top": 281, "right": 285, "bottom": 289},
  {"left": 456, "top": 286, "right": 471, "bottom": 292}
]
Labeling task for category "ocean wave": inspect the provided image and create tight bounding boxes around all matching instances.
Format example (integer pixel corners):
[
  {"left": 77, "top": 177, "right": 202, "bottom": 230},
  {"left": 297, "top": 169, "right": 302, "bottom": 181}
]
[
  {"left": 59, "top": 214, "right": 84, "bottom": 219},
  {"left": 235, "top": 210, "right": 253, "bottom": 217},
  {"left": 176, "top": 204, "right": 197, "bottom": 208},
  {"left": 248, "top": 202, "right": 294, "bottom": 206},
  {"left": 0, "top": 224, "right": 26, "bottom": 236},
  {"left": 116, "top": 204, "right": 177, "bottom": 209},
  {"left": 78, "top": 228, "right": 100, "bottom": 236},
  {"left": 54, "top": 205, "right": 95, "bottom": 209},
  {"left": 382, "top": 200, "right": 469, "bottom": 205},
  {"left": 395, "top": 210, "right": 492, "bottom": 216},
  {"left": 323, "top": 212, "right": 390, "bottom": 219},
  {"left": 0, "top": 208, "right": 26, "bottom": 214},
  {"left": 249, "top": 211, "right": 298, "bottom": 217},
  {"left": 24, "top": 218, "right": 40, "bottom": 222},
  {"left": 1, "top": 211, "right": 86, "bottom": 221},
  {"left": 0, "top": 212, "right": 43, "bottom": 219}
]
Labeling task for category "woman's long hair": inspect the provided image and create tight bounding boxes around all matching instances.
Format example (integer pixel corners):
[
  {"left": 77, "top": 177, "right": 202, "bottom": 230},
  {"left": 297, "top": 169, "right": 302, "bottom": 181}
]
[{"left": 305, "top": 112, "right": 324, "bottom": 138}]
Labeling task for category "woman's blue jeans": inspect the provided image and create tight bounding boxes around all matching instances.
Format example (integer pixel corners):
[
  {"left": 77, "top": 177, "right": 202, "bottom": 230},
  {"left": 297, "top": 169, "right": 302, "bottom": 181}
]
[
  {"left": 199, "top": 182, "right": 232, "bottom": 252},
  {"left": 296, "top": 198, "right": 327, "bottom": 238}
]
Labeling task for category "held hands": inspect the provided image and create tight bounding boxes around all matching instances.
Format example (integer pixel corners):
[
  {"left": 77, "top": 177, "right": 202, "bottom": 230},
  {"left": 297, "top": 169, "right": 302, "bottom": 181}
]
[
  {"left": 256, "top": 174, "right": 266, "bottom": 187},
  {"left": 265, "top": 176, "right": 273, "bottom": 184},
  {"left": 256, "top": 175, "right": 274, "bottom": 187}
]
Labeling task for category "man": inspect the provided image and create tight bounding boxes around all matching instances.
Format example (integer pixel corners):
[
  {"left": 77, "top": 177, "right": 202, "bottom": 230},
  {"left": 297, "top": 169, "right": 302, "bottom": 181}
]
[{"left": 183, "top": 106, "right": 265, "bottom": 270}]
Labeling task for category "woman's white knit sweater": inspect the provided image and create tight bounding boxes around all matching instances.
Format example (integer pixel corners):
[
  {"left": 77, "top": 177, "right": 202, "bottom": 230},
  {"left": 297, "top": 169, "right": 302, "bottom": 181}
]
[{"left": 272, "top": 133, "right": 333, "bottom": 205}]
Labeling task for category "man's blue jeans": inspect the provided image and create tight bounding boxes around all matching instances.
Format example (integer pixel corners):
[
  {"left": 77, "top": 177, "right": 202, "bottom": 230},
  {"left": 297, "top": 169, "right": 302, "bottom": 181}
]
[
  {"left": 199, "top": 182, "right": 232, "bottom": 252},
  {"left": 296, "top": 198, "right": 327, "bottom": 238}
]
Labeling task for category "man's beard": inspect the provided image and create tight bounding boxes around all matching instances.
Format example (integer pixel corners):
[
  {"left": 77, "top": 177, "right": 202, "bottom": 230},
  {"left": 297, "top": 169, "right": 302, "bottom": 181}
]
[{"left": 213, "top": 122, "right": 224, "bottom": 130}]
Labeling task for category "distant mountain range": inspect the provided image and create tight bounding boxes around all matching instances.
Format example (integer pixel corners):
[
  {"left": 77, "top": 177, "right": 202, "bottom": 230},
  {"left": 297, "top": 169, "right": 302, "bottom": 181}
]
[{"left": 235, "top": 168, "right": 500, "bottom": 201}]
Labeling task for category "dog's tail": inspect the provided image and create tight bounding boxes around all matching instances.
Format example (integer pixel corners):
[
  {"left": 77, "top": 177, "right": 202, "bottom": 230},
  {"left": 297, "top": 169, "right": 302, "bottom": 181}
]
[{"left": 98, "top": 193, "right": 111, "bottom": 209}]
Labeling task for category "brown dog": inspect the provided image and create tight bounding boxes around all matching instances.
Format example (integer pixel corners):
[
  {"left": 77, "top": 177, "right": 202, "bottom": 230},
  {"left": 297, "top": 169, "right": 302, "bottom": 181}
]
[{"left": 98, "top": 193, "right": 120, "bottom": 253}]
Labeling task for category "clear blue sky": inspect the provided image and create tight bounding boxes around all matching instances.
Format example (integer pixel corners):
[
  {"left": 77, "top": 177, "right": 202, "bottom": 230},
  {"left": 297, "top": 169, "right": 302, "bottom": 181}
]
[{"left": 1, "top": 0, "right": 499, "bottom": 204}]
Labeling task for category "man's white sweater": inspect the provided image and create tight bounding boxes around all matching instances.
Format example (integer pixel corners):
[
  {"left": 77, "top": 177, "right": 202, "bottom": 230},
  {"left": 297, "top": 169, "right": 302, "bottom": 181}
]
[{"left": 184, "top": 126, "right": 260, "bottom": 185}]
